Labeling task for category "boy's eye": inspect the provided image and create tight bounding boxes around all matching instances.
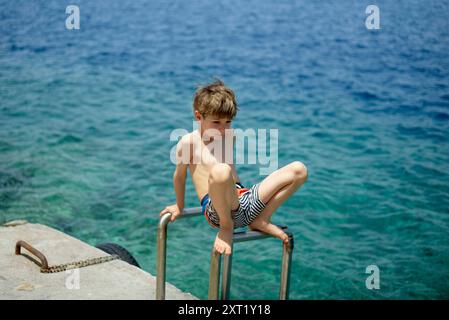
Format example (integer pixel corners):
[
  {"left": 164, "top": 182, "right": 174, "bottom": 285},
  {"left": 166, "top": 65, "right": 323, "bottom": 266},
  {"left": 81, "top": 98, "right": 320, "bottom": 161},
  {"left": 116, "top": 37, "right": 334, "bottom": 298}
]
[{"left": 211, "top": 120, "right": 231, "bottom": 124}]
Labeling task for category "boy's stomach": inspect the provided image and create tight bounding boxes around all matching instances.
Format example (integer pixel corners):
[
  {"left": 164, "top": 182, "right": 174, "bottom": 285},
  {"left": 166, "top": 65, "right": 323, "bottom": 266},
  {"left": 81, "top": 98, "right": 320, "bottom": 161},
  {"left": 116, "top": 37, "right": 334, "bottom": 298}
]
[{"left": 190, "top": 165, "right": 210, "bottom": 202}]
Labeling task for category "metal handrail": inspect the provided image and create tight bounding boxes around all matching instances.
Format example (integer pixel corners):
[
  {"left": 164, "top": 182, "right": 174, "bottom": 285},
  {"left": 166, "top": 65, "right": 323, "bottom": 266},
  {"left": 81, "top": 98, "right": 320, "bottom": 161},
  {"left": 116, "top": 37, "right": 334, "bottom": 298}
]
[
  {"left": 156, "top": 207, "right": 202, "bottom": 300},
  {"left": 156, "top": 207, "right": 294, "bottom": 300}
]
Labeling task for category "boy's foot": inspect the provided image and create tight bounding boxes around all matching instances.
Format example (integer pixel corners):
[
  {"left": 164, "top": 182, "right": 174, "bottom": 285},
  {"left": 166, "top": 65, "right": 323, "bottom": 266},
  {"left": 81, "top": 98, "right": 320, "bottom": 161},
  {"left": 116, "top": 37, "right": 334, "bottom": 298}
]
[
  {"left": 249, "top": 219, "right": 289, "bottom": 244},
  {"left": 214, "top": 228, "right": 233, "bottom": 255}
]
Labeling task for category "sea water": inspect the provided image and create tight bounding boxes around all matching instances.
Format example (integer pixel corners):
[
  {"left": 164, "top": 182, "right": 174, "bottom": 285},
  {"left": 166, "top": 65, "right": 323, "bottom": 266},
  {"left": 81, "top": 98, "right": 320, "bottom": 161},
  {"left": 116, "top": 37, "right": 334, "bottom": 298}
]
[{"left": 1, "top": 0, "right": 448, "bottom": 299}]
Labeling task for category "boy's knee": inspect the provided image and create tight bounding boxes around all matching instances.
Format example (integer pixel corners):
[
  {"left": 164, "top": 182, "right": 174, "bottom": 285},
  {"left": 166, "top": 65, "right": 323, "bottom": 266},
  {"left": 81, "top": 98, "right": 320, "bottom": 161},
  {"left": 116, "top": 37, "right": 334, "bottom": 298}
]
[
  {"left": 209, "top": 163, "right": 232, "bottom": 184},
  {"left": 290, "top": 161, "right": 308, "bottom": 183}
]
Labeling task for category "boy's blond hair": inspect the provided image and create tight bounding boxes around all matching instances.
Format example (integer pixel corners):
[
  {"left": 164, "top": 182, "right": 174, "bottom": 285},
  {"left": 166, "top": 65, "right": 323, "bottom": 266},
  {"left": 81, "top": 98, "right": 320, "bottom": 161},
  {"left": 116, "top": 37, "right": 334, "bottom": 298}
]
[{"left": 193, "top": 79, "right": 238, "bottom": 119}]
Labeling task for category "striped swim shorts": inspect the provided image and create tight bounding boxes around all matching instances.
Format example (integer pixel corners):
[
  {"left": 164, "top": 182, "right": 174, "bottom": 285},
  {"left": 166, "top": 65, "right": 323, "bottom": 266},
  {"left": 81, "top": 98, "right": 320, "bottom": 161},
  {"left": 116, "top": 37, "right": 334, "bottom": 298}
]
[{"left": 200, "top": 183, "right": 266, "bottom": 229}]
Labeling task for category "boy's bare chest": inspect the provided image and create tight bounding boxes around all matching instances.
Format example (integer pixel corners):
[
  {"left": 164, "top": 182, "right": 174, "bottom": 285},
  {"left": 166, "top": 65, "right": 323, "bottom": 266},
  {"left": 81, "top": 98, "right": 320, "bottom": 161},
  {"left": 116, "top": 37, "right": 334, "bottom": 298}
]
[{"left": 192, "top": 138, "right": 234, "bottom": 166}]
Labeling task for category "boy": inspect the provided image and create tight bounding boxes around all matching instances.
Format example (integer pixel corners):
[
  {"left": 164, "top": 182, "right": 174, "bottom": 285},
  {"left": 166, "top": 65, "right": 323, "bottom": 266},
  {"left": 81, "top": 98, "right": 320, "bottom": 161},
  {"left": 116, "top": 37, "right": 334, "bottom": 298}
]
[{"left": 159, "top": 80, "right": 308, "bottom": 255}]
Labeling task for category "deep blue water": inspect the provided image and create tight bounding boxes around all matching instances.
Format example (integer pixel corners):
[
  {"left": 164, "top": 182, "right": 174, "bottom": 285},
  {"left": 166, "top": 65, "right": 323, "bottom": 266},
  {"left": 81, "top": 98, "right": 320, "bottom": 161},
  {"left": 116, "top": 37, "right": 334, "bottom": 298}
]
[{"left": 1, "top": 0, "right": 449, "bottom": 299}]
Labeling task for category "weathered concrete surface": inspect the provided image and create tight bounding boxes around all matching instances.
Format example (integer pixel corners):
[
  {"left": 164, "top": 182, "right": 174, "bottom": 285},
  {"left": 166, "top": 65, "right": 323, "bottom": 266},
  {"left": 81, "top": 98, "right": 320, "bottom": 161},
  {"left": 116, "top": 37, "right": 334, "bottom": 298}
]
[{"left": 0, "top": 221, "right": 197, "bottom": 300}]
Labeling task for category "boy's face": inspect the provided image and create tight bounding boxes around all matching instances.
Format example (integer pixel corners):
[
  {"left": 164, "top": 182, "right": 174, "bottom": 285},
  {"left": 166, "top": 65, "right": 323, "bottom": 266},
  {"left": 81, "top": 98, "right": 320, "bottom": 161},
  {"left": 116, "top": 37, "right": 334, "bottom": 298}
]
[{"left": 195, "top": 110, "right": 232, "bottom": 138}]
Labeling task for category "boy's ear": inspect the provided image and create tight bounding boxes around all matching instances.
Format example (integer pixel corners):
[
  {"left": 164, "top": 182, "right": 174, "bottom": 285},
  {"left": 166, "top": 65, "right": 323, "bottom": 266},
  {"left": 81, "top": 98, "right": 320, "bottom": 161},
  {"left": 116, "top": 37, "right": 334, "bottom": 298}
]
[{"left": 194, "top": 110, "right": 202, "bottom": 121}]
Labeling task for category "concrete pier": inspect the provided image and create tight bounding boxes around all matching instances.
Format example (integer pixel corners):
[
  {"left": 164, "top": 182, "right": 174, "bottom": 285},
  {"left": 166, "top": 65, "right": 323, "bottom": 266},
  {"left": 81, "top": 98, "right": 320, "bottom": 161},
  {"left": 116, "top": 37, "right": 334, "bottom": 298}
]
[{"left": 0, "top": 221, "right": 197, "bottom": 300}]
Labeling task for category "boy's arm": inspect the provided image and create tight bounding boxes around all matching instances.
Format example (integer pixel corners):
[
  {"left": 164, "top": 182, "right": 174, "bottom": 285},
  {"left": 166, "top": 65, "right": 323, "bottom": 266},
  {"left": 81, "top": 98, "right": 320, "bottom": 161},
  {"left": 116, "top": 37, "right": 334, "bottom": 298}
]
[
  {"left": 159, "top": 136, "right": 191, "bottom": 221},
  {"left": 159, "top": 163, "right": 187, "bottom": 221},
  {"left": 173, "top": 162, "right": 188, "bottom": 211}
]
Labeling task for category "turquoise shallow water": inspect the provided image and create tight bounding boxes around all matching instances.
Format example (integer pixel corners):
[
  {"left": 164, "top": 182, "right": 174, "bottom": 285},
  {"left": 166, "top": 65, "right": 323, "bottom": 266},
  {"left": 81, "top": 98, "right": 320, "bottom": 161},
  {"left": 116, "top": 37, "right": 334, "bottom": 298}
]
[{"left": 1, "top": 0, "right": 449, "bottom": 299}]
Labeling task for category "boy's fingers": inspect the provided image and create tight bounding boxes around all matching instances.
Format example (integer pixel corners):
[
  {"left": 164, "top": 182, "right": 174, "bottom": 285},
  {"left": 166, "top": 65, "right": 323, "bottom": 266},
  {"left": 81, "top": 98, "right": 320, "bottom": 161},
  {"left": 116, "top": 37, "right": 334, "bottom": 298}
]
[
  {"left": 160, "top": 207, "right": 179, "bottom": 220},
  {"left": 159, "top": 208, "right": 170, "bottom": 216}
]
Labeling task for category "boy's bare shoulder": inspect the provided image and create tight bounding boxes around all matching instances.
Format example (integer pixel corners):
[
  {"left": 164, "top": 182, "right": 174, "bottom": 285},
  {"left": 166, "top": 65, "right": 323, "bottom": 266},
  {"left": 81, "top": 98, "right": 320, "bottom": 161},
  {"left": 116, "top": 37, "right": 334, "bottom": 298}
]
[
  {"left": 176, "top": 130, "right": 200, "bottom": 163},
  {"left": 177, "top": 130, "right": 200, "bottom": 147}
]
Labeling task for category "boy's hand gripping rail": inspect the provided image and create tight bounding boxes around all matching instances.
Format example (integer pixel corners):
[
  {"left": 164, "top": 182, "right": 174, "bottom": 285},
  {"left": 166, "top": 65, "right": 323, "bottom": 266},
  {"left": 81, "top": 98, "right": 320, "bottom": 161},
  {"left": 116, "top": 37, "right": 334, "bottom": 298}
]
[{"left": 157, "top": 207, "right": 294, "bottom": 300}]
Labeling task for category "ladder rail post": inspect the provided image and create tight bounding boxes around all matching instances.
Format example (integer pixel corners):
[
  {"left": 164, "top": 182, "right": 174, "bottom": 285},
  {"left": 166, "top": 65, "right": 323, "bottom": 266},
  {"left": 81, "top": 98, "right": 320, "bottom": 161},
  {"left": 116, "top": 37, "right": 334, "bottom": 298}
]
[
  {"left": 156, "top": 208, "right": 202, "bottom": 300},
  {"left": 208, "top": 249, "right": 222, "bottom": 300},
  {"left": 156, "top": 212, "right": 172, "bottom": 300},
  {"left": 279, "top": 232, "right": 294, "bottom": 300},
  {"left": 156, "top": 213, "right": 171, "bottom": 300},
  {"left": 221, "top": 247, "right": 233, "bottom": 300}
]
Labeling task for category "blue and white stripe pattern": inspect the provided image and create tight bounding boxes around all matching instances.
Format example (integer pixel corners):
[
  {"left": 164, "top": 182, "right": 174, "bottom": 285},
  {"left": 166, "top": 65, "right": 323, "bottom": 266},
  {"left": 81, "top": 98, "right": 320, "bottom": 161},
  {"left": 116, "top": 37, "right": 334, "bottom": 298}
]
[{"left": 204, "top": 183, "right": 266, "bottom": 229}]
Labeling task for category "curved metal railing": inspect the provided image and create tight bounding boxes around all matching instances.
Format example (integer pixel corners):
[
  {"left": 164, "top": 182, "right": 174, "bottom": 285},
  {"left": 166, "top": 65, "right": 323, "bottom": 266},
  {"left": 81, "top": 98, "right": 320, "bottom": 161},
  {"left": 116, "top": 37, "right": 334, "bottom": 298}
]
[{"left": 156, "top": 207, "right": 294, "bottom": 300}]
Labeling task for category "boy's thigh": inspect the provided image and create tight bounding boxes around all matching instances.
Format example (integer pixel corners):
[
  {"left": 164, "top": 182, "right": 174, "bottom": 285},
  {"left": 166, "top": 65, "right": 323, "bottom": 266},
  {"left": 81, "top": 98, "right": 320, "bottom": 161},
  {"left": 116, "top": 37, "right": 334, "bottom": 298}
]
[
  {"left": 209, "top": 183, "right": 240, "bottom": 211},
  {"left": 257, "top": 163, "right": 296, "bottom": 203}
]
